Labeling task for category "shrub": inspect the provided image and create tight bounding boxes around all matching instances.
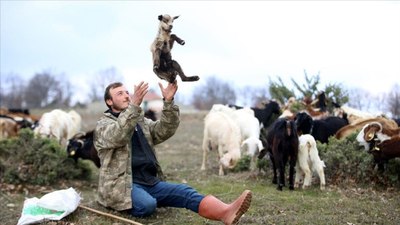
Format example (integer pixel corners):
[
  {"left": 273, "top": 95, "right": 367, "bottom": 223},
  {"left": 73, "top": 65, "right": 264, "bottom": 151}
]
[
  {"left": 0, "top": 129, "right": 92, "bottom": 185},
  {"left": 232, "top": 155, "right": 251, "bottom": 172},
  {"left": 252, "top": 132, "right": 400, "bottom": 187},
  {"left": 317, "top": 133, "right": 400, "bottom": 187}
]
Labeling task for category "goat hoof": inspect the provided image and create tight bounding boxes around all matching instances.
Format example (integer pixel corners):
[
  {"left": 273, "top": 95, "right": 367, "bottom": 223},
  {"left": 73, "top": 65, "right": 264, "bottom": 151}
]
[
  {"left": 277, "top": 185, "right": 283, "bottom": 191},
  {"left": 289, "top": 186, "right": 294, "bottom": 190},
  {"left": 181, "top": 76, "right": 200, "bottom": 82}
]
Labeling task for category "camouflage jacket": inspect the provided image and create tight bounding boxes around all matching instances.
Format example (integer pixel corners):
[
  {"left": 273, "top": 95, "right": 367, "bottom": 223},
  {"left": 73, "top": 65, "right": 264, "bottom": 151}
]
[{"left": 94, "top": 101, "right": 180, "bottom": 211}]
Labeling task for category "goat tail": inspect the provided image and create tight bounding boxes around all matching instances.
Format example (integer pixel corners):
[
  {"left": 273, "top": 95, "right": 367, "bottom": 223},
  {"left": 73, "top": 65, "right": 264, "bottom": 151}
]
[{"left": 321, "top": 160, "right": 326, "bottom": 168}]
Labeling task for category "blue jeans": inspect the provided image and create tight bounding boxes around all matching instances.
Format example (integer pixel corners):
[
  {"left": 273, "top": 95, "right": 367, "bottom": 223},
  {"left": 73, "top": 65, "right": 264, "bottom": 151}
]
[{"left": 130, "top": 181, "right": 205, "bottom": 217}]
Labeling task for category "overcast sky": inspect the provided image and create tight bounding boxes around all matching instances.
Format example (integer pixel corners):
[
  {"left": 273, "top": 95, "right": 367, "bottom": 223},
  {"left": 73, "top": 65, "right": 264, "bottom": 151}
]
[{"left": 1, "top": 1, "right": 399, "bottom": 105}]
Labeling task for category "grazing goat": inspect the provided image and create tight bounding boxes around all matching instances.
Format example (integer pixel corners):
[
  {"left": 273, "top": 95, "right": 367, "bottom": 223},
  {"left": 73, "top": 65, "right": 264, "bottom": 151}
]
[
  {"left": 201, "top": 111, "right": 242, "bottom": 175},
  {"left": 295, "top": 112, "right": 348, "bottom": 144},
  {"left": 0, "top": 117, "right": 19, "bottom": 139},
  {"left": 223, "top": 101, "right": 281, "bottom": 130},
  {"left": 34, "top": 109, "right": 82, "bottom": 146},
  {"left": 67, "top": 130, "right": 100, "bottom": 168},
  {"left": 0, "top": 107, "right": 40, "bottom": 130},
  {"left": 356, "top": 123, "right": 400, "bottom": 171},
  {"left": 300, "top": 92, "right": 330, "bottom": 120},
  {"left": 356, "top": 122, "right": 400, "bottom": 151},
  {"left": 335, "top": 117, "right": 398, "bottom": 140},
  {"left": 369, "top": 136, "right": 400, "bottom": 171},
  {"left": 259, "top": 118, "right": 299, "bottom": 191},
  {"left": 210, "top": 104, "right": 264, "bottom": 170},
  {"left": 232, "top": 108, "right": 264, "bottom": 170},
  {"left": 278, "top": 97, "right": 297, "bottom": 120},
  {"left": 150, "top": 14, "right": 199, "bottom": 83},
  {"left": 333, "top": 104, "right": 375, "bottom": 125},
  {"left": 294, "top": 134, "right": 326, "bottom": 190}
]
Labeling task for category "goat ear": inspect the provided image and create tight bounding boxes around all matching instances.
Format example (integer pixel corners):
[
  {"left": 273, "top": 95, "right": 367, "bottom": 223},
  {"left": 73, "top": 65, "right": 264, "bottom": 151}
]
[
  {"left": 173, "top": 15, "right": 180, "bottom": 20},
  {"left": 365, "top": 130, "right": 375, "bottom": 141},
  {"left": 158, "top": 15, "right": 163, "bottom": 21}
]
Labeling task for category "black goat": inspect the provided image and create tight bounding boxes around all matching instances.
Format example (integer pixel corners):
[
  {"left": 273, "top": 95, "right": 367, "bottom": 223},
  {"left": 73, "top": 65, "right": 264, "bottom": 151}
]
[
  {"left": 295, "top": 112, "right": 348, "bottom": 144},
  {"left": 259, "top": 118, "right": 299, "bottom": 191},
  {"left": 66, "top": 130, "right": 100, "bottom": 168},
  {"left": 252, "top": 101, "right": 281, "bottom": 129},
  {"left": 227, "top": 101, "right": 281, "bottom": 129}
]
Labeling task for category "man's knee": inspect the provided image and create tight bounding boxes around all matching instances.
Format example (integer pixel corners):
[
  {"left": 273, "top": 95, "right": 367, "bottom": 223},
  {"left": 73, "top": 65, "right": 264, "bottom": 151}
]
[{"left": 131, "top": 197, "right": 157, "bottom": 217}]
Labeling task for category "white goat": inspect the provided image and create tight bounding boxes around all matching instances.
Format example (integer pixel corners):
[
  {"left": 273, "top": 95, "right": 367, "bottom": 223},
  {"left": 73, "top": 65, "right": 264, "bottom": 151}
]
[
  {"left": 334, "top": 105, "right": 375, "bottom": 124},
  {"left": 211, "top": 104, "right": 264, "bottom": 170},
  {"left": 294, "top": 134, "right": 326, "bottom": 190},
  {"left": 232, "top": 108, "right": 264, "bottom": 170},
  {"left": 201, "top": 111, "right": 242, "bottom": 176},
  {"left": 34, "top": 109, "right": 82, "bottom": 146}
]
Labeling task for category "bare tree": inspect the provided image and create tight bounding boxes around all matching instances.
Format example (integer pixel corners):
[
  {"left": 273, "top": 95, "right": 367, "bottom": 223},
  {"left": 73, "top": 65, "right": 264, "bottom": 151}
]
[
  {"left": 191, "top": 76, "right": 236, "bottom": 110},
  {"left": 24, "top": 71, "right": 71, "bottom": 108},
  {"left": 0, "top": 73, "right": 26, "bottom": 108},
  {"left": 238, "top": 85, "right": 270, "bottom": 107},
  {"left": 88, "top": 67, "right": 124, "bottom": 102},
  {"left": 386, "top": 84, "right": 400, "bottom": 118}
]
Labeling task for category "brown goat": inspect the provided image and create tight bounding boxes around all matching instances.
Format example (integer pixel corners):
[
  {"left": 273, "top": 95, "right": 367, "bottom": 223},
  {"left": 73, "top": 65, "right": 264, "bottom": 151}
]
[
  {"left": 0, "top": 117, "right": 19, "bottom": 139},
  {"left": 366, "top": 135, "right": 400, "bottom": 171},
  {"left": 150, "top": 14, "right": 199, "bottom": 83},
  {"left": 336, "top": 117, "right": 399, "bottom": 139},
  {"left": 363, "top": 122, "right": 400, "bottom": 142},
  {"left": 356, "top": 121, "right": 400, "bottom": 171}
]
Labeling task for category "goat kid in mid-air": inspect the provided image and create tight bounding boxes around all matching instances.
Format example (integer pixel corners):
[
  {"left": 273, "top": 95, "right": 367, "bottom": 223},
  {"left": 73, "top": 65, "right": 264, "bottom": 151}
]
[{"left": 150, "top": 14, "right": 199, "bottom": 83}]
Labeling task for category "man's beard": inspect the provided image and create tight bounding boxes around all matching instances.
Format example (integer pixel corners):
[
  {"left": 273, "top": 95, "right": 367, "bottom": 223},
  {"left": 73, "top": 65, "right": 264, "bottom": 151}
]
[{"left": 112, "top": 101, "right": 129, "bottom": 112}]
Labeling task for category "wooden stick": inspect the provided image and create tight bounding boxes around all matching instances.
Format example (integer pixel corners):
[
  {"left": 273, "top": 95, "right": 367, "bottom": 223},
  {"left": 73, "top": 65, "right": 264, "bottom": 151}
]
[{"left": 78, "top": 204, "right": 144, "bottom": 225}]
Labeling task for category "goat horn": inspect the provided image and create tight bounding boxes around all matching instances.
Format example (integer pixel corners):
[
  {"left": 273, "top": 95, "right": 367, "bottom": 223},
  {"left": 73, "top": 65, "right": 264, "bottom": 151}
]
[
  {"left": 77, "top": 139, "right": 84, "bottom": 146},
  {"left": 311, "top": 99, "right": 319, "bottom": 105},
  {"left": 73, "top": 131, "right": 86, "bottom": 139},
  {"left": 369, "top": 122, "right": 383, "bottom": 132}
]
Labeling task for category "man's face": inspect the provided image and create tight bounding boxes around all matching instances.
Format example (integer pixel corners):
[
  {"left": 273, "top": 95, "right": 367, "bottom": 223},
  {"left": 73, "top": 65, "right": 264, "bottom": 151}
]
[{"left": 107, "top": 86, "right": 131, "bottom": 112}]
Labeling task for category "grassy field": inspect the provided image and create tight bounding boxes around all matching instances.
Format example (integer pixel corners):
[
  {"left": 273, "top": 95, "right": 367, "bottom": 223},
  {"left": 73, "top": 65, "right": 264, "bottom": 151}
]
[{"left": 1, "top": 109, "right": 400, "bottom": 225}]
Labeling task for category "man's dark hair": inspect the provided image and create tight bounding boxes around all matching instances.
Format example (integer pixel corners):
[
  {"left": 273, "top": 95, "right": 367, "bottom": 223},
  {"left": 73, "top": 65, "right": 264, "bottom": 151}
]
[{"left": 104, "top": 82, "right": 123, "bottom": 109}]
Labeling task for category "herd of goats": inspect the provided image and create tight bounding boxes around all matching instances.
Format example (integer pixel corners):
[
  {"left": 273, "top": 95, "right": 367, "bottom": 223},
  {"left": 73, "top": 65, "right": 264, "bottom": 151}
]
[
  {"left": 1, "top": 90, "right": 400, "bottom": 190},
  {"left": 2, "top": 14, "right": 399, "bottom": 193}
]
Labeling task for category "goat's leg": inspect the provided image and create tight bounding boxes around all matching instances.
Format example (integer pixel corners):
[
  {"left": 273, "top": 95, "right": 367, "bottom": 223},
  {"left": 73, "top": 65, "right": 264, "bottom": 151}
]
[
  {"left": 170, "top": 34, "right": 185, "bottom": 47},
  {"left": 294, "top": 163, "right": 302, "bottom": 188},
  {"left": 201, "top": 139, "right": 209, "bottom": 171},
  {"left": 297, "top": 154, "right": 311, "bottom": 189},
  {"left": 152, "top": 48, "right": 161, "bottom": 70},
  {"left": 276, "top": 158, "right": 285, "bottom": 191},
  {"left": 289, "top": 159, "right": 296, "bottom": 190},
  {"left": 273, "top": 143, "right": 285, "bottom": 191},
  {"left": 217, "top": 146, "right": 225, "bottom": 176},
  {"left": 316, "top": 165, "right": 326, "bottom": 190},
  {"left": 171, "top": 60, "right": 200, "bottom": 82},
  {"left": 269, "top": 153, "right": 278, "bottom": 184},
  {"left": 250, "top": 155, "right": 257, "bottom": 171}
]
